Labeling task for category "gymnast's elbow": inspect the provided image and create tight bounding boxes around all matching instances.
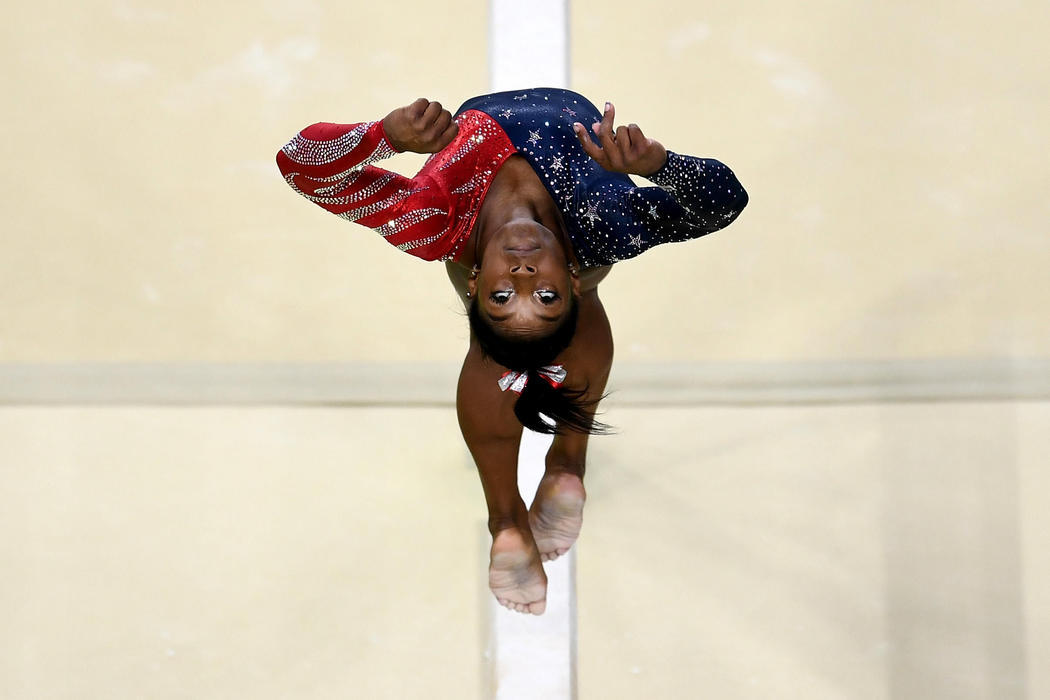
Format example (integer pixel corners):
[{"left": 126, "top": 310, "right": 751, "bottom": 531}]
[
  {"left": 275, "top": 135, "right": 301, "bottom": 179},
  {"left": 707, "top": 179, "right": 749, "bottom": 232},
  {"left": 732, "top": 184, "right": 749, "bottom": 220},
  {"left": 275, "top": 123, "right": 322, "bottom": 177}
]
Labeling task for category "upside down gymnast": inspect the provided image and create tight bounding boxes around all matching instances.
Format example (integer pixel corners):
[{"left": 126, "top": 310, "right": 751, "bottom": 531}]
[{"left": 276, "top": 87, "right": 748, "bottom": 615}]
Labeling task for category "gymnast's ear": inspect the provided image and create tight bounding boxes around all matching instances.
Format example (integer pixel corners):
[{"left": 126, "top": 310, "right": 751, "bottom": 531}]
[{"left": 569, "top": 265, "right": 582, "bottom": 297}]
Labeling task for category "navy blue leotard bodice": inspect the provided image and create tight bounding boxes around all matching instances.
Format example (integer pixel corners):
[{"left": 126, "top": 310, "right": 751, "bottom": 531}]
[{"left": 455, "top": 87, "right": 748, "bottom": 268}]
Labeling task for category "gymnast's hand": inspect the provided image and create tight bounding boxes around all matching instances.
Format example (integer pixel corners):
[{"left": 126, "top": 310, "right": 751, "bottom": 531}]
[
  {"left": 573, "top": 102, "right": 668, "bottom": 177},
  {"left": 382, "top": 98, "right": 460, "bottom": 154}
]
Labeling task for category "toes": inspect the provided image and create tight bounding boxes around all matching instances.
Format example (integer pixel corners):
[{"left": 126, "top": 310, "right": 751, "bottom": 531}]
[
  {"left": 538, "top": 546, "right": 571, "bottom": 563},
  {"left": 496, "top": 597, "right": 546, "bottom": 615}
]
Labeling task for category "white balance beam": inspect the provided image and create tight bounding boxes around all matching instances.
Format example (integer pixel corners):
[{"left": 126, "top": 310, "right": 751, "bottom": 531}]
[
  {"left": 484, "top": 429, "right": 578, "bottom": 700},
  {"left": 489, "top": 0, "right": 570, "bottom": 92},
  {"left": 486, "top": 4, "right": 575, "bottom": 698}
]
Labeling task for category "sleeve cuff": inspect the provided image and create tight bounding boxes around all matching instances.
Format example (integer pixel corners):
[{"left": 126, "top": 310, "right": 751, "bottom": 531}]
[
  {"left": 643, "top": 150, "right": 676, "bottom": 184},
  {"left": 377, "top": 119, "right": 403, "bottom": 153}
]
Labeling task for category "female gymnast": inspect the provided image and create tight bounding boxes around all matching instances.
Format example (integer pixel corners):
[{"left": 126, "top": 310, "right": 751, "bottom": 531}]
[{"left": 277, "top": 88, "right": 747, "bottom": 615}]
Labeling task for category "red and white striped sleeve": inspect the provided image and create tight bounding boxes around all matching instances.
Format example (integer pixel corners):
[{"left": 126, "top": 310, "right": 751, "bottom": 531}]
[{"left": 276, "top": 120, "right": 450, "bottom": 254}]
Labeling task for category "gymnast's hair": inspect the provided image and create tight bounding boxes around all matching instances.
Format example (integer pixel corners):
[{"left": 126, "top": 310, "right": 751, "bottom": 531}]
[{"left": 468, "top": 298, "right": 611, "bottom": 436}]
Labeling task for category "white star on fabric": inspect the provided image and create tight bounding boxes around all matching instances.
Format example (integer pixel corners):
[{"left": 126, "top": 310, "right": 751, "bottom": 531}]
[
  {"left": 527, "top": 130, "right": 542, "bottom": 145},
  {"left": 648, "top": 204, "right": 659, "bottom": 219},
  {"left": 582, "top": 202, "right": 601, "bottom": 225},
  {"left": 550, "top": 155, "right": 564, "bottom": 171},
  {"left": 628, "top": 233, "right": 643, "bottom": 247},
  {"left": 499, "top": 109, "right": 513, "bottom": 119},
  {"left": 562, "top": 107, "right": 577, "bottom": 117},
  {"left": 722, "top": 210, "right": 736, "bottom": 220},
  {"left": 513, "top": 94, "right": 529, "bottom": 100}
]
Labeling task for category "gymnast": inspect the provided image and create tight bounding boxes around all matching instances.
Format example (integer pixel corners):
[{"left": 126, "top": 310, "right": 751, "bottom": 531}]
[{"left": 277, "top": 88, "right": 747, "bottom": 615}]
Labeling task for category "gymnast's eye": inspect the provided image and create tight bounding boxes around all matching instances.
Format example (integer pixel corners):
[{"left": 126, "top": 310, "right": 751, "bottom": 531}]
[
  {"left": 535, "top": 290, "right": 559, "bottom": 304},
  {"left": 490, "top": 290, "right": 512, "bottom": 304}
]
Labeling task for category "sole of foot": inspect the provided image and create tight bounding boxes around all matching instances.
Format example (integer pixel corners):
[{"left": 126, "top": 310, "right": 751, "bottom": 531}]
[
  {"left": 489, "top": 527, "right": 547, "bottom": 615},
  {"left": 529, "top": 472, "right": 586, "bottom": 563}
]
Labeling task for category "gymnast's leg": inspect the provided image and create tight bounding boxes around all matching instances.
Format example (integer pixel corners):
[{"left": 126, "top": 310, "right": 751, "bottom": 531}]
[
  {"left": 456, "top": 343, "right": 548, "bottom": 615},
  {"left": 529, "top": 289, "right": 614, "bottom": 562}
]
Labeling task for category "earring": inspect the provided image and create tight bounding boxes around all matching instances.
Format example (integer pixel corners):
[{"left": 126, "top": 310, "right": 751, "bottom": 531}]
[{"left": 465, "top": 291, "right": 471, "bottom": 298}]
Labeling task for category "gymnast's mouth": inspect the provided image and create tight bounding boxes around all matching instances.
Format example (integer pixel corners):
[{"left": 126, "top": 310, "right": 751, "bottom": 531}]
[{"left": 504, "top": 246, "right": 541, "bottom": 254}]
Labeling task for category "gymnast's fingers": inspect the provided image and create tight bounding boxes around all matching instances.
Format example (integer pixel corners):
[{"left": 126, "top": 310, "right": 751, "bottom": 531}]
[
  {"left": 407, "top": 97, "right": 429, "bottom": 120},
  {"left": 434, "top": 118, "right": 459, "bottom": 151},
  {"left": 599, "top": 101, "right": 616, "bottom": 140},
  {"left": 593, "top": 102, "right": 622, "bottom": 168},
  {"left": 589, "top": 109, "right": 614, "bottom": 147},
  {"left": 589, "top": 107, "right": 611, "bottom": 139},
  {"left": 616, "top": 125, "right": 632, "bottom": 150},
  {"left": 421, "top": 100, "right": 444, "bottom": 127},
  {"left": 573, "top": 122, "right": 607, "bottom": 165},
  {"left": 627, "top": 123, "right": 646, "bottom": 153},
  {"left": 430, "top": 109, "right": 452, "bottom": 138}
]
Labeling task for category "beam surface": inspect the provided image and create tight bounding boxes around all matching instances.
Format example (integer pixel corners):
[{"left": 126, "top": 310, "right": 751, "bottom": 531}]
[{"left": 486, "top": 2, "right": 576, "bottom": 699}]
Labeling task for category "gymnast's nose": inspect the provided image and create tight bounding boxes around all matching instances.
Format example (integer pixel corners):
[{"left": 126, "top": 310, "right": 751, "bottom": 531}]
[{"left": 510, "top": 264, "right": 536, "bottom": 276}]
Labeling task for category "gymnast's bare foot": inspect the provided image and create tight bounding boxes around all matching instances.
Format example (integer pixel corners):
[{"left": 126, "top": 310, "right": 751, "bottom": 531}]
[
  {"left": 489, "top": 527, "right": 547, "bottom": 615},
  {"left": 529, "top": 472, "right": 586, "bottom": 562}
]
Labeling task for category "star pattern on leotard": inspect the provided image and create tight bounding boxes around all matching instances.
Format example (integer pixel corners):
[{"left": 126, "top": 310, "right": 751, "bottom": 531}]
[
  {"left": 284, "top": 88, "right": 747, "bottom": 268},
  {"left": 452, "top": 87, "right": 747, "bottom": 268},
  {"left": 581, "top": 201, "right": 601, "bottom": 225}
]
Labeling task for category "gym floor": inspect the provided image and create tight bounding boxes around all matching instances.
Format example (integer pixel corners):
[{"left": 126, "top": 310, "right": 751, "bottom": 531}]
[
  {"left": 4, "top": 0, "right": 1048, "bottom": 697},
  {"left": 3, "top": 400, "right": 1047, "bottom": 698}
]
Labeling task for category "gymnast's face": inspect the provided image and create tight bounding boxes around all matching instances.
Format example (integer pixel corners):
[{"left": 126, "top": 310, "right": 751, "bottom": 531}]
[{"left": 469, "top": 219, "right": 581, "bottom": 336}]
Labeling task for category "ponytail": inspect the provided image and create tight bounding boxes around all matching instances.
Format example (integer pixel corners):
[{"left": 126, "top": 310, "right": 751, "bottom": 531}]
[
  {"left": 512, "top": 370, "right": 610, "bottom": 435},
  {"left": 467, "top": 299, "right": 612, "bottom": 436}
]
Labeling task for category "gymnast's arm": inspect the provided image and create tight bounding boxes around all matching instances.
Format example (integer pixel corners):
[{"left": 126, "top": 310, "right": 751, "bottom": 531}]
[
  {"left": 573, "top": 102, "right": 748, "bottom": 239},
  {"left": 275, "top": 98, "right": 459, "bottom": 221},
  {"left": 638, "top": 151, "right": 748, "bottom": 236}
]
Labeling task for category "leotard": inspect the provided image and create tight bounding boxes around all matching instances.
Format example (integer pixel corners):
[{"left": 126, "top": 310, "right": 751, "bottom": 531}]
[{"left": 277, "top": 88, "right": 747, "bottom": 266}]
